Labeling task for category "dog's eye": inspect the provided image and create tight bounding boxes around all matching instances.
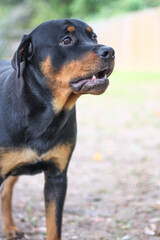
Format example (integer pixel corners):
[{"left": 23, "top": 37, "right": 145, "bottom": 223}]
[
  {"left": 92, "top": 34, "right": 97, "bottom": 43},
  {"left": 61, "top": 36, "right": 72, "bottom": 45}
]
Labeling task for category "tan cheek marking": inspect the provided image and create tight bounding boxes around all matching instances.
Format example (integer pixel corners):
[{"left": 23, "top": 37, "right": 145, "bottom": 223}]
[
  {"left": 0, "top": 149, "right": 38, "bottom": 176},
  {"left": 54, "top": 60, "right": 84, "bottom": 88},
  {"left": 87, "top": 26, "right": 92, "bottom": 33},
  {"left": 45, "top": 201, "right": 59, "bottom": 240},
  {"left": 55, "top": 51, "right": 99, "bottom": 82},
  {"left": 41, "top": 52, "right": 99, "bottom": 88},
  {"left": 41, "top": 52, "right": 100, "bottom": 113},
  {"left": 67, "top": 26, "right": 75, "bottom": 32},
  {"left": 42, "top": 144, "right": 72, "bottom": 172},
  {"left": 41, "top": 57, "right": 67, "bottom": 113},
  {"left": 41, "top": 56, "right": 54, "bottom": 82}
]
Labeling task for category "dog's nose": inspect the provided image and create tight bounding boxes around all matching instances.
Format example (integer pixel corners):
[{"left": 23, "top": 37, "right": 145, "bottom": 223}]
[{"left": 98, "top": 46, "right": 115, "bottom": 60}]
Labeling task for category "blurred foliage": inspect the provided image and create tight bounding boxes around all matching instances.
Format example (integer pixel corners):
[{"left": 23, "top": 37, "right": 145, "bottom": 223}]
[
  {"left": 0, "top": 4, "right": 12, "bottom": 24},
  {"left": 0, "top": 0, "right": 159, "bottom": 57},
  {"left": 0, "top": 0, "right": 159, "bottom": 28}
]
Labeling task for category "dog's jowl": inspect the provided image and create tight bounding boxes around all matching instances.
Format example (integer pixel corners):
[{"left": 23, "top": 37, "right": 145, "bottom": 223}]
[{"left": 0, "top": 19, "right": 115, "bottom": 240}]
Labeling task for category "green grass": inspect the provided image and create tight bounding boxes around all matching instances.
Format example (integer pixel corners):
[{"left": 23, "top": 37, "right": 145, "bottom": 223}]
[
  {"left": 110, "top": 70, "right": 160, "bottom": 83},
  {"left": 77, "top": 70, "right": 160, "bottom": 135},
  {"left": 78, "top": 70, "right": 160, "bottom": 108},
  {"left": 105, "top": 70, "right": 160, "bottom": 101}
]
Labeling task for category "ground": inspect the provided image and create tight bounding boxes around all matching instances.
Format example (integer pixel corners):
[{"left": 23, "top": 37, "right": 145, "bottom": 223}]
[{"left": 0, "top": 71, "right": 160, "bottom": 240}]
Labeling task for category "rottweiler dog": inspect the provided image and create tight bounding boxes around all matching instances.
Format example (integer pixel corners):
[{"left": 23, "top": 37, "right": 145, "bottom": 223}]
[{"left": 0, "top": 19, "right": 115, "bottom": 240}]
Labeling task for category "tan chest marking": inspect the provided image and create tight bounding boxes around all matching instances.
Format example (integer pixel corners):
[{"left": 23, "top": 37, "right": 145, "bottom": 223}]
[
  {"left": 0, "top": 144, "right": 72, "bottom": 176},
  {"left": 52, "top": 51, "right": 99, "bottom": 86},
  {"left": 41, "top": 52, "right": 99, "bottom": 113},
  {"left": 41, "top": 144, "right": 72, "bottom": 171},
  {"left": 0, "top": 149, "right": 38, "bottom": 176}
]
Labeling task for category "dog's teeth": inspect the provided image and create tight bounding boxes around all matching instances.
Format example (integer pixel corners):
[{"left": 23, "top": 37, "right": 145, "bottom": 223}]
[
  {"left": 102, "top": 67, "right": 108, "bottom": 71},
  {"left": 92, "top": 75, "right": 96, "bottom": 80}
]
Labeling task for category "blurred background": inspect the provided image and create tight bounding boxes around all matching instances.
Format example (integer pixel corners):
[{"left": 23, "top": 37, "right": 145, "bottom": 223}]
[{"left": 0, "top": 1, "right": 160, "bottom": 240}]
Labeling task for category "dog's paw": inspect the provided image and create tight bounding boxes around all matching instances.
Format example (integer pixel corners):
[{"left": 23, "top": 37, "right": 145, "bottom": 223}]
[{"left": 5, "top": 226, "right": 24, "bottom": 240}]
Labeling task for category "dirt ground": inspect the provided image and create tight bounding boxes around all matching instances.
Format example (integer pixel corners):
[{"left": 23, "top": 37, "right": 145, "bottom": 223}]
[{"left": 0, "top": 74, "right": 160, "bottom": 240}]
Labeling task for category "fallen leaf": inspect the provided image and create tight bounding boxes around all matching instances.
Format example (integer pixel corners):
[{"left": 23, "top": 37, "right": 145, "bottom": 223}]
[
  {"left": 122, "top": 236, "right": 131, "bottom": 240},
  {"left": 153, "top": 110, "right": 160, "bottom": 117},
  {"left": 93, "top": 152, "right": 102, "bottom": 162},
  {"left": 144, "top": 226, "right": 155, "bottom": 236},
  {"left": 107, "top": 148, "right": 114, "bottom": 155},
  {"left": 71, "top": 236, "right": 78, "bottom": 239}
]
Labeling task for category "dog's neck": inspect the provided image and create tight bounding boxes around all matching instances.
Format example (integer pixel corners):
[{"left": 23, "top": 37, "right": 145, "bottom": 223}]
[
  {"left": 4, "top": 65, "right": 76, "bottom": 145},
  {"left": 23, "top": 63, "right": 80, "bottom": 114}
]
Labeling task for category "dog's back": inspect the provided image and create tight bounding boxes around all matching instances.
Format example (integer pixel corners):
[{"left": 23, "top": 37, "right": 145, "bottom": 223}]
[{"left": 0, "top": 60, "right": 13, "bottom": 141}]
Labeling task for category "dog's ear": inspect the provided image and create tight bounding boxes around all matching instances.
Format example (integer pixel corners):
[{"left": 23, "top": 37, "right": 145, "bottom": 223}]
[{"left": 11, "top": 34, "right": 33, "bottom": 78}]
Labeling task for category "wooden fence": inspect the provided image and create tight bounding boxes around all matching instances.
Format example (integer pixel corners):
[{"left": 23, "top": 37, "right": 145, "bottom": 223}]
[{"left": 92, "top": 7, "right": 160, "bottom": 72}]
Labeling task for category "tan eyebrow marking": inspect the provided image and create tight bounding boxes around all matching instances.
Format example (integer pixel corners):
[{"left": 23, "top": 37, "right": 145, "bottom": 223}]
[
  {"left": 86, "top": 26, "right": 92, "bottom": 33},
  {"left": 67, "top": 26, "right": 75, "bottom": 32}
]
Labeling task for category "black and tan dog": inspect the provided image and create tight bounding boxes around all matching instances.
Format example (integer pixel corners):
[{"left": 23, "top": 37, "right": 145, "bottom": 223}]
[{"left": 0, "top": 19, "right": 115, "bottom": 240}]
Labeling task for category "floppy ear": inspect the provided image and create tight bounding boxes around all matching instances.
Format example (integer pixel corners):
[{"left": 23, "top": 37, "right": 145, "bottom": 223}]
[{"left": 11, "top": 34, "right": 33, "bottom": 78}]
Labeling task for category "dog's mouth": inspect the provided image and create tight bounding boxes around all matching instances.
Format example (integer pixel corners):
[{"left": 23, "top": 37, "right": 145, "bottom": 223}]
[{"left": 70, "top": 67, "right": 113, "bottom": 95}]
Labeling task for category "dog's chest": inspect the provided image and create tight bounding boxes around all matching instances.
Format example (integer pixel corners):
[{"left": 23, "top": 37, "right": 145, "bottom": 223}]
[{"left": 0, "top": 143, "right": 73, "bottom": 178}]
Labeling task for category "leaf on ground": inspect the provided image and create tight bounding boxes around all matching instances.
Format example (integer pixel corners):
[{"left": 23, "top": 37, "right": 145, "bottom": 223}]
[
  {"left": 92, "top": 152, "right": 103, "bottom": 162},
  {"left": 71, "top": 236, "right": 78, "bottom": 239},
  {"left": 153, "top": 109, "right": 160, "bottom": 117},
  {"left": 106, "top": 148, "right": 114, "bottom": 155},
  {"left": 144, "top": 225, "right": 156, "bottom": 236},
  {"left": 122, "top": 235, "right": 131, "bottom": 240},
  {"left": 121, "top": 222, "right": 131, "bottom": 230}
]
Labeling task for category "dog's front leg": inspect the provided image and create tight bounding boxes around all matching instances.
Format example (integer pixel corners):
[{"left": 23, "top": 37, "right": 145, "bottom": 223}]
[{"left": 44, "top": 170, "right": 67, "bottom": 240}]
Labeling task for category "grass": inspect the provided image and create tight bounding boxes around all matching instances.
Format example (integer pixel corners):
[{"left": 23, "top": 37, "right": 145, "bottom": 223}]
[
  {"left": 105, "top": 70, "right": 160, "bottom": 102},
  {"left": 78, "top": 70, "right": 160, "bottom": 105},
  {"left": 111, "top": 70, "right": 160, "bottom": 83},
  {"left": 77, "top": 70, "right": 160, "bottom": 133}
]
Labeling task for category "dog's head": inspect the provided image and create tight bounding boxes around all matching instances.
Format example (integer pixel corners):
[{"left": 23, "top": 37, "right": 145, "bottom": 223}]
[{"left": 12, "top": 19, "right": 115, "bottom": 112}]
